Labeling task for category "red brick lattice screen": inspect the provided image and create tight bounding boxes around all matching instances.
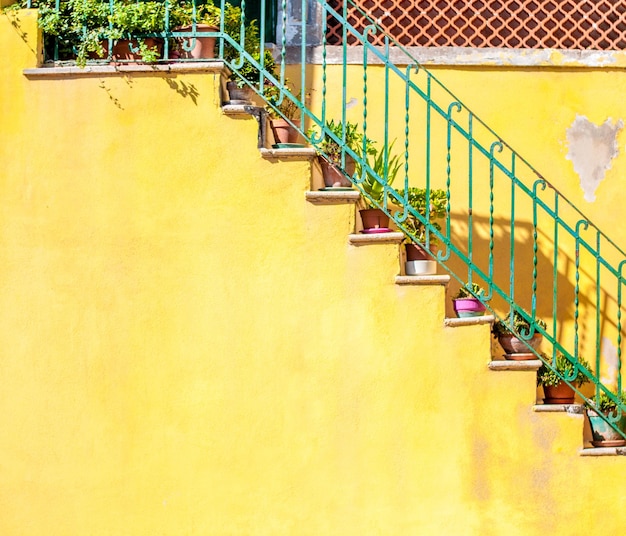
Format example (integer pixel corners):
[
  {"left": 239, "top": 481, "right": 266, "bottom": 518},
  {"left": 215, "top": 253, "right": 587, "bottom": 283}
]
[{"left": 326, "top": 0, "right": 626, "bottom": 50}]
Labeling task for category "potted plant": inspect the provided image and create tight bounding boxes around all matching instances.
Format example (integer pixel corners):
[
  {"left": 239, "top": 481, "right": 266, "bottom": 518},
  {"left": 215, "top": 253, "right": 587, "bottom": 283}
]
[
  {"left": 492, "top": 308, "right": 547, "bottom": 360},
  {"left": 264, "top": 79, "right": 303, "bottom": 146},
  {"left": 355, "top": 140, "right": 402, "bottom": 232},
  {"left": 308, "top": 120, "right": 367, "bottom": 189},
  {"left": 452, "top": 282, "right": 487, "bottom": 317},
  {"left": 172, "top": 2, "right": 219, "bottom": 60},
  {"left": 398, "top": 187, "right": 447, "bottom": 275},
  {"left": 217, "top": 4, "right": 276, "bottom": 104},
  {"left": 24, "top": 0, "right": 110, "bottom": 67},
  {"left": 537, "top": 353, "right": 591, "bottom": 404},
  {"left": 585, "top": 390, "right": 626, "bottom": 447},
  {"left": 107, "top": 0, "right": 172, "bottom": 63}
]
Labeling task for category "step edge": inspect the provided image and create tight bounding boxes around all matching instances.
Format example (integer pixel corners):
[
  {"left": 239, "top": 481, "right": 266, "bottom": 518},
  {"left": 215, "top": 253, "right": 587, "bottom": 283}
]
[
  {"left": 444, "top": 315, "right": 495, "bottom": 327},
  {"left": 395, "top": 275, "right": 451, "bottom": 286},
  {"left": 488, "top": 360, "right": 543, "bottom": 371},
  {"left": 305, "top": 191, "right": 361, "bottom": 204},
  {"left": 532, "top": 404, "right": 584, "bottom": 414},
  {"left": 261, "top": 147, "right": 316, "bottom": 160},
  {"left": 349, "top": 232, "right": 405, "bottom": 245}
]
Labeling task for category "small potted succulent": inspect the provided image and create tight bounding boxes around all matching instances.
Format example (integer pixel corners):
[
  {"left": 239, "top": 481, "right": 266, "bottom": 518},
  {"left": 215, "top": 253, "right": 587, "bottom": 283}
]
[
  {"left": 355, "top": 140, "right": 402, "bottom": 232},
  {"left": 536, "top": 352, "right": 591, "bottom": 404},
  {"left": 492, "top": 308, "right": 547, "bottom": 359},
  {"left": 585, "top": 390, "right": 626, "bottom": 447},
  {"left": 397, "top": 187, "right": 447, "bottom": 275},
  {"left": 264, "top": 79, "right": 303, "bottom": 146},
  {"left": 308, "top": 120, "right": 367, "bottom": 189},
  {"left": 452, "top": 282, "right": 487, "bottom": 317}
]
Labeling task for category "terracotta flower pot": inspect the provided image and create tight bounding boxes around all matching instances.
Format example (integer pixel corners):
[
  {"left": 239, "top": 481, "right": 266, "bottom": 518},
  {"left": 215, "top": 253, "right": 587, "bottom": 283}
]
[
  {"left": 542, "top": 381, "right": 576, "bottom": 404},
  {"left": 405, "top": 243, "right": 431, "bottom": 261},
  {"left": 111, "top": 38, "right": 163, "bottom": 62},
  {"left": 360, "top": 208, "right": 390, "bottom": 230},
  {"left": 498, "top": 333, "right": 542, "bottom": 355},
  {"left": 226, "top": 81, "right": 255, "bottom": 104},
  {"left": 453, "top": 297, "right": 486, "bottom": 318},
  {"left": 319, "top": 155, "right": 355, "bottom": 188},
  {"left": 270, "top": 118, "right": 299, "bottom": 145},
  {"left": 174, "top": 24, "right": 217, "bottom": 59}
]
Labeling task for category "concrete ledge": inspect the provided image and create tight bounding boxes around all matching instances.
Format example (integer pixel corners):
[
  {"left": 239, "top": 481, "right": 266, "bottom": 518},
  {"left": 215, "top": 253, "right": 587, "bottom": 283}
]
[
  {"left": 24, "top": 61, "right": 226, "bottom": 78},
  {"left": 580, "top": 447, "right": 626, "bottom": 457},
  {"left": 395, "top": 275, "right": 450, "bottom": 286},
  {"left": 349, "top": 232, "right": 405, "bottom": 245},
  {"left": 305, "top": 190, "right": 361, "bottom": 204},
  {"left": 488, "top": 360, "right": 542, "bottom": 371},
  {"left": 282, "top": 45, "right": 626, "bottom": 69},
  {"left": 222, "top": 104, "right": 261, "bottom": 116},
  {"left": 444, "top": 315, "right": 494, "bottom": 327},
  {"left": 261, "top": 147, "right": 316, "bottom": 160},
  {"left": 533, "top": 404, "right": 584, "bottom": 414}
]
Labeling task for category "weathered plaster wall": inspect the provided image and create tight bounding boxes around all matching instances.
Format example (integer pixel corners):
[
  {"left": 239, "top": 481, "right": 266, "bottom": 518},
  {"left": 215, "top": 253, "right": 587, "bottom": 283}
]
[
  {"left": 566, "top": 115, "right": 623, "bottom": 202},
  {"left": 2, "top": 11, "right": 626, "bottom": 536}
]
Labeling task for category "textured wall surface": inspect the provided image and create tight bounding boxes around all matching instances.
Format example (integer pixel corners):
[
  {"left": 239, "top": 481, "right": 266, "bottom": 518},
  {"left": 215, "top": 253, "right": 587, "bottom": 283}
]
[{"left": 2, "top": 10, "right": 626, "bottom": 536}]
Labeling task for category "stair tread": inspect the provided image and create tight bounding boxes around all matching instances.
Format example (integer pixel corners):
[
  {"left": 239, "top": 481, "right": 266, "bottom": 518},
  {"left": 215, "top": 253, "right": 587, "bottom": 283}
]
[
  {"left": 262, "top": 147, "right": 316, "bottom": 160},
  {"left": 533, "top": 404, "right": 584, "bottom": 414},
  {"left": 349, "top": 232, "right": 405, "bottom": 245},
  {"left": 488, "top": 360, "right": 542, "bottom": 371},
  {"left": 579, "top": 446, "right": 626, "bottom": 456},
  {"left": 222, "top": 104, "right": 262, "bottom": 115},
  {"left": 444, "top": 315, "right": 494, "bottom": 327},
  {"left": 305, "top": 190, "right": 361, "bottom": 204},
  {"left": 395, "top": 275, "right": 450, "bottom": 285}
]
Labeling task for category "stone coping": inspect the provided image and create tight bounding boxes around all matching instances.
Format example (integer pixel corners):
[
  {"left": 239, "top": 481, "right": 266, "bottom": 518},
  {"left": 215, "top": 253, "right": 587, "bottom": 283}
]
[
  {"left": 488, "top": 360, "right": 542, "bottom": 371},
  {"left": 24, "top": 61, "right": 225, "bottom": 78},
  {"left": 579, "top": 446, "right": 626, "bottom": 457},
  {"left": 281, "top": 45, "right": 626, "bottom": 69},
  {"left": 533, "top": 404, "right": 584, "bottom": 414},
  {"left": 305, "top": 190, "right": 361, "bottom": 204},
  {"left": 261, "top": 148, "right": 317, "bottom": 160},
  {"left": 395, "top": 275, "right": 450, "bottom": 286},
  {"left": 444, "top": 315, "right": 494, "bottom": 327},
  {"left": 348, "top": 232, "right": 405, "bottom": 245}
]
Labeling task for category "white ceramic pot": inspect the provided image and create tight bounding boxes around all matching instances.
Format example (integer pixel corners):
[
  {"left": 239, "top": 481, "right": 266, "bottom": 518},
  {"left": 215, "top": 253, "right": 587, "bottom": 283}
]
[{"left": 405, "top": 260, "right": 437, "bottom": 275}]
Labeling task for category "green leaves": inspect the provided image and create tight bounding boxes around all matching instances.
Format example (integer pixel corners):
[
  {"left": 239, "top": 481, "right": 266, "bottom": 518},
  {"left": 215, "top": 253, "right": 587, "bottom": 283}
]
[{"left": 537, "top": 353, "right": 591, "bottom": 387}]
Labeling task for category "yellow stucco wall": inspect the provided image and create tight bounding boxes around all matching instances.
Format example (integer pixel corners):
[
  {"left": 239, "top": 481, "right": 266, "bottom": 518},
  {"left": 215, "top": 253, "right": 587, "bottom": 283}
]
[{"left": 2, "top": 11, "right": 626, "bottom": 535}]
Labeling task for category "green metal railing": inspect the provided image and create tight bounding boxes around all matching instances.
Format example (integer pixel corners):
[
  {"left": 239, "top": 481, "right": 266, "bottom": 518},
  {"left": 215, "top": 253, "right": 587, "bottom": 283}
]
[
  {"left": 21, "top": 0, "right": 626, "bottom": 437},
  {"left": 221, "top": 0, "right": 626, "bottom": 438}
]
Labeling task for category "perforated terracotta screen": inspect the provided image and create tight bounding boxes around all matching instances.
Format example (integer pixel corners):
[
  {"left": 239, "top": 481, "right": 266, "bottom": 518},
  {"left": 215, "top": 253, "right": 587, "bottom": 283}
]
[{"left": 326, "top": 0, "right": 626, "bottom": 50}]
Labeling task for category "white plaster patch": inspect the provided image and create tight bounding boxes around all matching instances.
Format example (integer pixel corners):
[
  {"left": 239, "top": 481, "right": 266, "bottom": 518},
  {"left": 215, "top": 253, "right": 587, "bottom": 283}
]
[
  {"left": 601, "top": 336, "right": 619, "bottom": 388},
  {"left": 565, "top": 115, "right": 623, "bottom": 202}
]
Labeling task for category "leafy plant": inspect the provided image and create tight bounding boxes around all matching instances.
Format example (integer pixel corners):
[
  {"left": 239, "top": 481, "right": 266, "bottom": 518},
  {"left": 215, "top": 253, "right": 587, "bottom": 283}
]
[
  {"left": 492, "top": 308, "right": 547, "bottom": 337},
  {"left": 453, "top": 282, "right": 484, "bottom": 300},
  {"left": 356, "top": 140, "right": 402, "bottom": 208},
  {"left": 585, "top": 390, "right": 626, "bottom": 416},
  {"left": 264, "top": 79, "right": 302, "bottom": 120},
  {"left": 537, "top": 353, "right": 591, "bottom": 387},
  {"left": 308, "top": 119, "right": 370, "bottom": 165},
  {"left": 398, "top": 187, "right": 447, "bottom": 244}
]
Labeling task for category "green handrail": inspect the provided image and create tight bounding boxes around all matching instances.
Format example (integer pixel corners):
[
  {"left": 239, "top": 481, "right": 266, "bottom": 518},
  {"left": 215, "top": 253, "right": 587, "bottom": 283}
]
[{"left": 219, "top": 0, "right": 626, "bottom": 438}]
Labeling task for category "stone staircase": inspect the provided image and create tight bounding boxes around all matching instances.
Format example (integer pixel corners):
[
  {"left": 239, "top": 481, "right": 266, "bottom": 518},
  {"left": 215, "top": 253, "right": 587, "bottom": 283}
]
[{"left": 225, "top": 101, "right": 625, "bottom": 460}]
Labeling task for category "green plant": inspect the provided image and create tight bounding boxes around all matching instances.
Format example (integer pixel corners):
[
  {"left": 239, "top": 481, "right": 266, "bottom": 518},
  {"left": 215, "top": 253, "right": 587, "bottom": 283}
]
[
  {"left": 356, "top": 140, "right": 402, "bottom": 208},
  {"left": 264, "top": 79, "right": 302, "bottom": 120},
  {"left": 453, "top": 282, "right": 484, "bottom": 300},
  {"left": 308, "top": 119, "right": 370, "bottom": 165},
  {"left": 492, "top": 308, "right": 547, "bottom": 337},
  {"left": 537, "top": 353, "right": 591, "bottom": 387},
  {"left": 585, "top": 390, "right": 626, "bottom": 416},
  {"left": 398, "top": 187, "right": 447, "bottom": 244}
]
